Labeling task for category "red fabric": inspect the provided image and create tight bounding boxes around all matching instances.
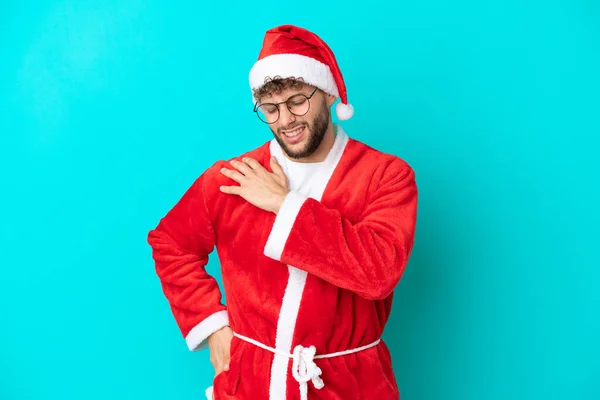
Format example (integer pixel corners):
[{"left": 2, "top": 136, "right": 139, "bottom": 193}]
[
  {"left": 257, "top": 24, "right": 349, "bottom": 107},
  {"left": 282, "top": 163, "right": 417, "bottom": 300},
  {"left": 147, "top": 137, "right": 418, "bottom": 400},
  {"left": 147, "top": 173, "right": 227, "bottom": 339}
]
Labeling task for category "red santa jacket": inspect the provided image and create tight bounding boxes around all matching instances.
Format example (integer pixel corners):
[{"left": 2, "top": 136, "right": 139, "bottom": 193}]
[{"left": 147, "top": 125, "right": 418, "bottom": 400}]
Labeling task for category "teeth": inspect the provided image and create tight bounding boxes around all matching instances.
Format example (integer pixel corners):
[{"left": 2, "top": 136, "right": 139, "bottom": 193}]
[{"left": 284, "top": 127, "right": 304, "bottom": 137}]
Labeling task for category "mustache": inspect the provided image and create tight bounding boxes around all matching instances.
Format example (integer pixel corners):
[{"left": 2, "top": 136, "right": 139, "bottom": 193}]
[{"left": 277, "top": 122, "right": 308, "bottom": 135}]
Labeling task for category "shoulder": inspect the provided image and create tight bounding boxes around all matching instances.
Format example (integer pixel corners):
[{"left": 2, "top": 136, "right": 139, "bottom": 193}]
[
  {"left": 198, "top": 140, "right": 272, "bottom": 193},
  {"left": 346, "top": 137, "right": 415, "bottom": 184}
]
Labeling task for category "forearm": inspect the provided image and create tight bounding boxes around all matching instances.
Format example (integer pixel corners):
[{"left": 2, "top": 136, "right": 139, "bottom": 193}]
[
  {"left": 264, "top": 164, "right": 417, "bottom": 300},
  {"left": 147, "top": 173, "right": 228, "bottom": 351},
  {"left": 149, "top": 226, "right": 229, "bottom": 350}
]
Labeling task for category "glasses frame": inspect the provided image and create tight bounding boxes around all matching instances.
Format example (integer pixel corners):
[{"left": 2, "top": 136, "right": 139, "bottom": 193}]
[{"left": 253, "top": 87, "right": 319, "bottom": 124}]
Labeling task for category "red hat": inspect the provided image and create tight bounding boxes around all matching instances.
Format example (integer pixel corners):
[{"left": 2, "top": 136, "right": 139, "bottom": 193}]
[{"left": 249, "top": 24, "right": 354, "bottom": 120}]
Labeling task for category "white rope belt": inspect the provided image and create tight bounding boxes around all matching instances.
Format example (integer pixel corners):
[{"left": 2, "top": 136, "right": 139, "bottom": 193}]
[{"left": 233, "top": 332, "right": 381, "bottom": 400}]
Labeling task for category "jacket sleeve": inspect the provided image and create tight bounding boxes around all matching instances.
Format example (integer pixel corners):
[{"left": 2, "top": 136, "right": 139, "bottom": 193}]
[
  {"left": 147, "top": 173, "right": 228, "bottom": 351},
  {"left": 263, "top": 160, "right": 418, "bottom": 300}
]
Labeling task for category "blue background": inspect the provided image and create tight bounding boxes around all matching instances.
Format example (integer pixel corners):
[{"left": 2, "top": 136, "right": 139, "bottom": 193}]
[{"left": 1, "top": 1, "right": 599, "bottom": 399}]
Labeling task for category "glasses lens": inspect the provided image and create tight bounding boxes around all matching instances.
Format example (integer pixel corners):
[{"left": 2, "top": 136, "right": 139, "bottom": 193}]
[
  {"left": 287, "top": 95, "right": 310, "bottom": 116},
  {"left": 256, "top": 104, "right": 279, "bottom": 124}
]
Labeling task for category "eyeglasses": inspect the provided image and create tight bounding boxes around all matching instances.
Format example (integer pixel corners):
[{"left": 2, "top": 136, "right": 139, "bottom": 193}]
[{"left": 253, "top": 87, "right": 318, "bottom": 124}]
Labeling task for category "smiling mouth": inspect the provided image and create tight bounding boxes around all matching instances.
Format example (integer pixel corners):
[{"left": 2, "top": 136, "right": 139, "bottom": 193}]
[
  {"left": 280, "top": 125, "right": 306, "bottom": 144},
  {"left": 282, "top": 126, "right": 304, "bottom": 137}
]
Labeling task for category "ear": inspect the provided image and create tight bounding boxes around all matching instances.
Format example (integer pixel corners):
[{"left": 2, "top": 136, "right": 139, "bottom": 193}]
[{"left": 325, "top": 93, "right": 337, "bottom": 107}]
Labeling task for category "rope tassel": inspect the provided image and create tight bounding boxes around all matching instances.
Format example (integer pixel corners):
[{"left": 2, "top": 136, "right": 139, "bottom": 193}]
[
  {"left": 292, "top": 345, "right": 325, "bottom": 400},
  {"left": 232, "top": 332, "right": 381, "bottom": 399}
]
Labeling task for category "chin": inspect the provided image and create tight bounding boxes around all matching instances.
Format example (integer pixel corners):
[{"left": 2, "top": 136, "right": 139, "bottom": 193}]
[{"left": 283, "top": 144, "right": 307, "bottom": 156}]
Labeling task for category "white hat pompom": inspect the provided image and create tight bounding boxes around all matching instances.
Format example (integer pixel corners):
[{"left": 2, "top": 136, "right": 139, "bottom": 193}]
[{"left": 336, "top": 102, "right": 354, "bottom": 120}]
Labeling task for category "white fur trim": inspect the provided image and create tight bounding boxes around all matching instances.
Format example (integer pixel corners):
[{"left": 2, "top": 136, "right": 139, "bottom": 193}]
[
  {"left": 205, "top": 386, "right": 213, "bottom": 400},
  {"left": 264, "top": 191, "right": 308, "bottom": 261},
  {"left": 301, "top": 124, "right": 350, "bottom": 200},
  {"left": 265, "top": 125, "right": 350, "bottom": 400},
  {"left": 249, "top": 53, "right": 340, "bottom": 100},
  {"left": 185, "top": 310, "right": 229, "bottom": 351},
  {"left": 336, "top": 102, "right": 354, "bottom": 120},
  {"left": 269, "top": 266, "right": 308, "bottom": 399}
]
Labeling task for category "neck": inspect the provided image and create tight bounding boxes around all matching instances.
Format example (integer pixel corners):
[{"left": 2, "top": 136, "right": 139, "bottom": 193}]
[{"left": 286, "top": 122, "right": 336, "bottom": 163}]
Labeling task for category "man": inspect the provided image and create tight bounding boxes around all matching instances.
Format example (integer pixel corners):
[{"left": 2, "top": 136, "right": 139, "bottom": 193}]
[{"left": 147, "top": 24, "right": 418, "bottom": 400}]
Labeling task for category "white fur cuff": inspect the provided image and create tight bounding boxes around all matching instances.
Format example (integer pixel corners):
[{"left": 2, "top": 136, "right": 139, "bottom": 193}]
[
  {"left": 185, "top": 310, "right": 230, "bottom": 351},
  {"left": 264, "top": 191, "right": 308, "bottom": 261}
]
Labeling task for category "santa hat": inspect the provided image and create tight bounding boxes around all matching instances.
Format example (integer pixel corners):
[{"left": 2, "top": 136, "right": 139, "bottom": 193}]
[{"left": 249, "top": 24, "right": 354, "bottom": 120}]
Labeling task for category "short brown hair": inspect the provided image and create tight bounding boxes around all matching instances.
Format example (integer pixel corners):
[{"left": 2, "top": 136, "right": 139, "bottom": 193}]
[{"left": 252, "top": 76, "right": 308, "bottom": 103}]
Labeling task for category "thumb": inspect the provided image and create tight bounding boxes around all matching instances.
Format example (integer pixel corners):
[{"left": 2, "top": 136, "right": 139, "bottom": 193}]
[
  {"left": 271, "top": 156, "right": 287, "bottom": 182},
  {"left": 223, "top": 347, "right": 231, "bottom": 371}
]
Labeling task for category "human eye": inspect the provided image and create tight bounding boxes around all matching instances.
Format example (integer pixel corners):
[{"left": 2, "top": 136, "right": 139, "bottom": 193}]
[
  {"left": 288, "top": 95, "right": 307, "bottom": 106},
  {"left": 261, "top": 104, "right": 278, "bottom": 114}
]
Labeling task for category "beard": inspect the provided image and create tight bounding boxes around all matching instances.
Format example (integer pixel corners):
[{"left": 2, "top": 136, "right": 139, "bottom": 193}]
[{"left": 273, "top": 99, "right": 330, "bottom": 160}]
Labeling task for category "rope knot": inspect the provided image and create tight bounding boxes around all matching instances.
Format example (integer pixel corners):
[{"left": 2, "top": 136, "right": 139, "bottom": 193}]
[
  {"left": 292, "top": 344, "right": 325, "bottom": 400},
  {"left": 231, "top": 332, "right": 381, "bottom": 400}
]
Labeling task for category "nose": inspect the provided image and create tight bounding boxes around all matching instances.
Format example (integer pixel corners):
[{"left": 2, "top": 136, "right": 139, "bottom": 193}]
[{"left": 278, "top": 104, "right": 296, "bottom": 127}]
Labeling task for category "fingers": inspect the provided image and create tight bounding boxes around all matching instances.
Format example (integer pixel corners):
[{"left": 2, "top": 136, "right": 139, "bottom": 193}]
[
  {"left": 221, "top": 158, "right": 264, "bottom": 182},
  {"left": 214, "top": 362, "right": 227, "bottom": 375},
  {"left": 219, "top": 185, "right": 241, "bottom": 195},
  {"left": 270, "top": 157, "right": 288, "bottom": 185},
  {"left": 213, "top": 362, "right": 230, "bottom": 379},
  {"left": 270, "top": 156, "right": 283, "bottom": 174},
  {"left": 220, "top": 167, "right": 245, "bottom": 183},
  {"left": 224, "top": 350, "right": 231, "bottom": 371},
  {"left": 241, "top": 157, "right": 264, "bottom": 172},
  {"left": 230, "top": 159, "right": 254, "bottom": 176},
  {"left": 208, "top": 326, "right": 234, "bottom": 375}
]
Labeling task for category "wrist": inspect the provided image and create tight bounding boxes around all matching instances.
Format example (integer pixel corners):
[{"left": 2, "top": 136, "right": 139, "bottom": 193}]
[
  {"left": 273, "top": 191, "right": 289, "bottom": 214},
  {"left": 207, "top": 325, "right": 230, "bottom": 343}
]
